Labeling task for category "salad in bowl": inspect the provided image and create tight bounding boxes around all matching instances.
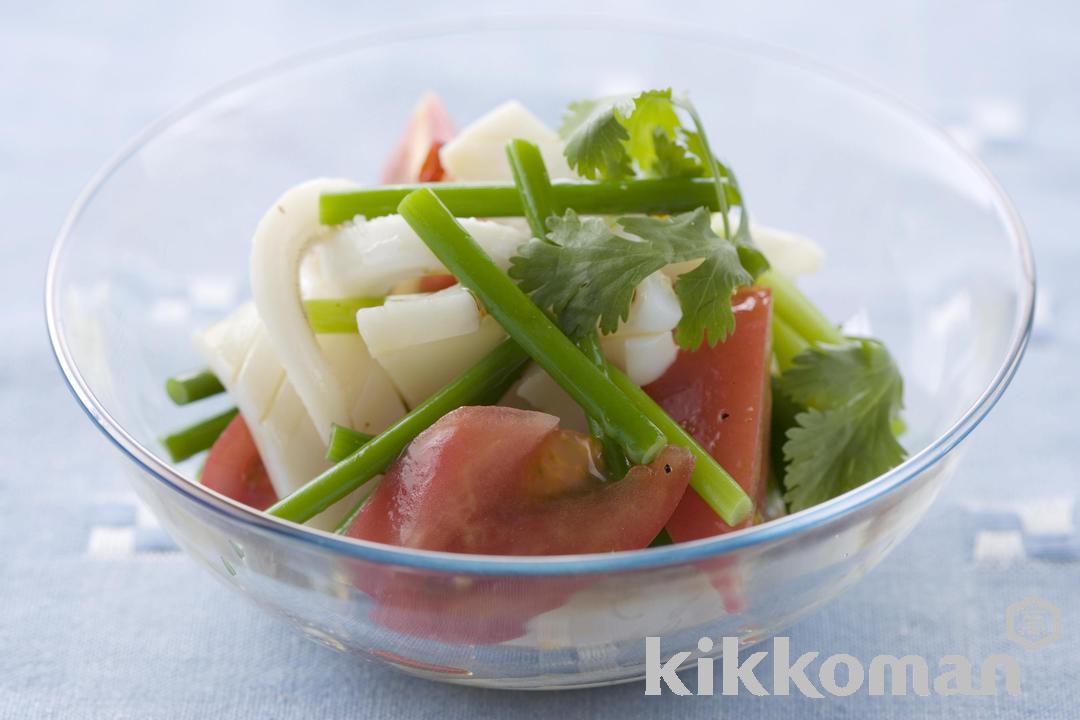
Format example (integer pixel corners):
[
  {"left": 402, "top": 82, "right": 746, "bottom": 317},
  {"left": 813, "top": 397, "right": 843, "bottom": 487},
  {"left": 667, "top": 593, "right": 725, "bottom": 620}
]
[
  {"left": 161, "top": 89, "right": 906, "bottom": 559},
  {"left": 48, "top": 24, "right": 1031, "bottom": 686}
]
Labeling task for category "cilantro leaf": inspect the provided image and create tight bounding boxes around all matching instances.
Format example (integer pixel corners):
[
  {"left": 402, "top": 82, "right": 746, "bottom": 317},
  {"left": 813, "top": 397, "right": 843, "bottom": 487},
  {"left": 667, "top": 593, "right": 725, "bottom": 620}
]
[
  {"left": 778, "top": 339, "right": 907, "bottom": 512},
  {"left": 559, "top": 98, "right": 633, "bottom": 180},
  {"left": 509, "top": 207, "right": 750, "bottom": 348},
  {"left": 619, "top": 212, "right": 751, "bottom": 347},
  {"left": 560, "top": 89, "right": 688, "bottom": 180},
  {"left": 622, "top": 89, "right": 682, "bottom": 172},
  {"left": 651, "top": 130, "right": 705, "bottom": 178}
]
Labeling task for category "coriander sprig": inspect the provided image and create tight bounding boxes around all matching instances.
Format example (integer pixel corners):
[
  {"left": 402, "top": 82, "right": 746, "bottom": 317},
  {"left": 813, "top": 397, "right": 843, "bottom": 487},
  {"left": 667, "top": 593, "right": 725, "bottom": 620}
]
[
  {"left": 509, "top": 208, "right": 750, "bottom": 349},
  {"left": 397, "top": 188, "right": 667, "bottom": 466}
]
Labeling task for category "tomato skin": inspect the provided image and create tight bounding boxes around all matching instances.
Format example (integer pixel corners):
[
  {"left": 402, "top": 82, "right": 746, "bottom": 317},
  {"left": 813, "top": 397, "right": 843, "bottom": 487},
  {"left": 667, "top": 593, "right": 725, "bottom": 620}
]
[
  {"left": 415, "top": 273, "right": 457, "bottom": 293},
  {"left": 417, "top": 141, "right": 447, "bottom": 182},
  {"left": 347, "top": 405, "right": 692, "bottom": 643},
  {"left": 347, "top": 405, "right": 692, "bottom": 555},
  {"left": 201, "top": 414, "right": 278, "bottom": 511},
  {"left": 380, "top": 93, "right": 454, "bottom": 184},
  {"left": 644, "top": 288, "right": 773, "bottom": 542}
]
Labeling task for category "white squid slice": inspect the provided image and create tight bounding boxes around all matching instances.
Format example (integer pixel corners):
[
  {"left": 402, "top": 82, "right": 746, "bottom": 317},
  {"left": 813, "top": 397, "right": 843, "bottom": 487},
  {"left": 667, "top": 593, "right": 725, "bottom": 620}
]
[
  {"left": 355, "top": 285, "right": 482, "bottom": 356},
  {"left": 249, "top": 178, "right": 377, "bottom": 441},
  {"left": 510, "top": 363, "right": 589, "bottom": 433},
  {"left": 368, "top": 312, "right": 508, "bottom": 409},
  {"left": 602, "top": 331, "right": 679, "bottom": 387},
  {"left": 439, "top": 100, "right": 575, "bottom": 182},
  {"left": 612, "top": 271, "right": 682, "bottom": 338},
  {"left": 195, "top": 304, "right": 404, "bottom": 523},
  {"left": 314, "top": 215, "right": 527, "bottom": 298}
]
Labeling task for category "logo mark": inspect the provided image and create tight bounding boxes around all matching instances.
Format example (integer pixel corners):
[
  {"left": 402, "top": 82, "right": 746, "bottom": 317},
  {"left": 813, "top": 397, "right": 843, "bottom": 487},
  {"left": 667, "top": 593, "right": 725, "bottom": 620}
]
[{"left": 1006, "top": 596, "right": 1061, "bottom": 650}]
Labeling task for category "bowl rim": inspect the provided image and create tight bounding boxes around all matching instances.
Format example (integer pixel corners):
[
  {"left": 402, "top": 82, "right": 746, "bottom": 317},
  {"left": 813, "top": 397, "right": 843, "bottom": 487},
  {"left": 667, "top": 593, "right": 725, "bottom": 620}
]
[{"left": 45, "top": 15, "right": 1035, "bottom": 576}]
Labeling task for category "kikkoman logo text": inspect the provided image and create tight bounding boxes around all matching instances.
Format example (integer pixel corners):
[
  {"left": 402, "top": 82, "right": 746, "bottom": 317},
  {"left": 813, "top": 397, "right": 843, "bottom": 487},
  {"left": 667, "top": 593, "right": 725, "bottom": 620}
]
[
  {"left": 645, "top": 597, "right": 1061, "bottom": 698},
  {"left": 645, "top": 637, "right": 1020, "bottom": 697}
]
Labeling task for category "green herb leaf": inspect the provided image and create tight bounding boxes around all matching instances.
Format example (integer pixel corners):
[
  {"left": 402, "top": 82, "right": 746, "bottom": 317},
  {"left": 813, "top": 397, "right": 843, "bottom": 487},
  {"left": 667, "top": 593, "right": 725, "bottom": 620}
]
[
  {"left": 619, "top": 212, "right": 751, "bottom": 347},
  {"left": 509, "top": 207, "right": 750, "bottom": 348},
  {"left": 778, "top": 339, "right": 907, "bottom": 512},
  {"left": 560, "top": 89, "right": 689, "bottom": 181},
  {"left": 560, "top": 98, "right": 633, "bottom": 180},
  {"left": 622, "top": 89, "right": 682, "bottom": 172},
  {"left": 651, "top": 130, "right": 705, "bottom": 178}
]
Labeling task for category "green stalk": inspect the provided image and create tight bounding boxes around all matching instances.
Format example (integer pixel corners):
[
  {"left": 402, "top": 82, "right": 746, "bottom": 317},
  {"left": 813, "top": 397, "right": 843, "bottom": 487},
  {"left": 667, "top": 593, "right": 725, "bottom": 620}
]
[
  {"left": 772, "top": 314, "right": 810, "bottom": 372},
  {"left": 608, "top": 366, "right": 752, "bottom": 526},
  {"left": 398, "top": 188, "right": 666, "bottom": 465},
  {"left": 332, "top": 479, "right": 380, "bottom": 534},
  {"left": 161, "top": 407, "right": 238, "bottom": 463},
  {"left": 758, "top": 270, "right": 843, "bottom": 346},
  {"left": 304, "top": 296, "right": 383, "bottom": 334},
  {"left": 505, "top": 139, "right": 630, "bottom": 478},
  {"left": 319, "top": 178, "right": 740, "bottom": 225},
  {"left": 267, "top": 338, "right": 529, "bottom": 523},
  {"left": 325, "top": 424, "right": 375, "bottom": 462},
  {"left": 166, "top": 369, "right": 224, "bottom": 405}
]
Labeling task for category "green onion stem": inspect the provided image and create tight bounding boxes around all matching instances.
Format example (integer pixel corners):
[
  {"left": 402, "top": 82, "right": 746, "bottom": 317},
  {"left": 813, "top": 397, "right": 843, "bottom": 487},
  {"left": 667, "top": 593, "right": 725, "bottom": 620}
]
[
  {"left": 332, "top": 480, "right": 380, "bottom": 534},
  {"left": 325, "top": 424, "right": 375, "bottom": 463},
  {"left": 319, "top": 178, "right": 740, "bottom": 225},
  {"left": 608, "top": 366, "right": 752, "bottom": 526},
  {"left": 758, "top": 270, "right": 843, "bottom": 347},
  {"left": 397, "top": 188, "right": 666, "bottom": 465},
  {"left": 165, "top": 369, "right": 225, "bottom": 405},
  {"left": 304, "top": 296, "right": 383, "bottom": 334},
  {"left": 505, "top": 139, "right": 630, "bottom": 478},
  {"left": 161, "top": 407, "right": 238, "bottom": 463},
  {"left": 267, "top": 338, "right": 529, "bottom": 523},
  {"left": 772, "top": 314, "right": 810, "bottom": 372}
]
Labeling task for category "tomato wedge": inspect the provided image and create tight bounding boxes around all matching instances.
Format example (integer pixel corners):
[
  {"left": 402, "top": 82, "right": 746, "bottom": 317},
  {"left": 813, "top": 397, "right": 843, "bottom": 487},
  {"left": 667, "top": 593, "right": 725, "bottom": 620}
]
[
  {"left": 347, "top": 405, "right": 692, "bottom": 642},
  {"left": 417, "top": 141, "right": 447, "bottom": 182},
  {"left": 415, "top": 273, "right": 457, "bottom": 293},
  {"left": 380, "top": 92, "right": 454, "bottom": 184},
  {"left": 347, "top": 405, "right": 693, "bottom": 554},
  {"left": 644, "top": 288, "right": 773, "bottom": 541},
  {"left": 201, "top": 414, "right": 278, "bottom": 511}
]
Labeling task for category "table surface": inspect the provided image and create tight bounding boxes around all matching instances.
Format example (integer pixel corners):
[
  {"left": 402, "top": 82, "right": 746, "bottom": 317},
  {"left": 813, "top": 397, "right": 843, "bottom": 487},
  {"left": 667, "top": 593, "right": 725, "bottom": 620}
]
[{"left": 2, "top": 2, "right": 1078, "bottom": 718}]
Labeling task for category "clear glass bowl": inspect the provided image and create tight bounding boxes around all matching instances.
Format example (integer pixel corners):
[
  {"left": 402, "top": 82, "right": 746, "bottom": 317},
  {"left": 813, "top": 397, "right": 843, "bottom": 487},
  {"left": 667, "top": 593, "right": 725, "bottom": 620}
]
[{"left": 46, "top": 19, "right": 1034, "bottom": 689}]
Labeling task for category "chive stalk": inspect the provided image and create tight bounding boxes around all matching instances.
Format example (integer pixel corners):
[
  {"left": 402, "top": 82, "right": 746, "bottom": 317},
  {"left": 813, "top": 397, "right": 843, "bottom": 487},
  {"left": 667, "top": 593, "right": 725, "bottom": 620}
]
[
  {"left": 304, "top": 296, "right": 383, "bottom": 334},
  {"left": 332, "top": 480, "right": 380, "bottom": 534},
  {"left": 166, "top": 369, "right": 225, "bottom": 405},
  {"left": 397, "top": 188, "right": 666, "bottom": 465},
  {"left": 319, "top": 178, "right": 740, "bottom": 225},
  {"left": 267, "top": 338, "right": 529, "bottom": 523},
  {"left": 505, "top": 139, "right": 630, "bottom": 478},
  {"left": 325, "top": 424, "right": 375, "bottom": 462},
  {"left": 161, "top": 407, "right": 238, "bottom": 463},
  {"left": 758, "top": 270, "right": 843, "bottom": 346},
  {"left": 607, "top": 366, "right": 752, "bottom": 526},
  {"left": 772, "top": 314, "right": 810, "bottom": 372}
]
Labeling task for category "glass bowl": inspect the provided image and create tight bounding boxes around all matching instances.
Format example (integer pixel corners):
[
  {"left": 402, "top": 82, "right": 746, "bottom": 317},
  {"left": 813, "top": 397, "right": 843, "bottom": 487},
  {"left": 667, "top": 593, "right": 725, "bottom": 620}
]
[{"left": 45, "top": 18, "right": 1034, "bottom": 689}]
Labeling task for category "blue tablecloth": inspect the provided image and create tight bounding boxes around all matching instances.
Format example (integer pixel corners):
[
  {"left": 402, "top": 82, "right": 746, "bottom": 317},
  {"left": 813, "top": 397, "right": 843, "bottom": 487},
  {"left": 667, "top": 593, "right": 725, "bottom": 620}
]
[{"left": 2, "top": 2, "right": 1077, "bottom": 717}]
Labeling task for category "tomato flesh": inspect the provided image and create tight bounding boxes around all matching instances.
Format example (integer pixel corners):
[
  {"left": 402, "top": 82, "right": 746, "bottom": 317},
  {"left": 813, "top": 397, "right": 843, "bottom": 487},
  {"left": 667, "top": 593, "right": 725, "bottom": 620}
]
[
  {"left": 644, "top": 288, "right": 773, "bottom": 541},
  {"left": 415, "top": 273, "right": 457, "bottom": 293},
  {"left": 417, "top": 141, "right": 447, "bottom": 182},
  {"left": 201, "top": 414, "right": 278, "bottom": 511},
  {"left": 347, "top": 405, "right": 692, "bottom": 642},
  {"left": 380, "top": 93, "right": 454, "bottom": 184},
  {"left": 347, "top": 405, "right": 693, "bottom": 554}
]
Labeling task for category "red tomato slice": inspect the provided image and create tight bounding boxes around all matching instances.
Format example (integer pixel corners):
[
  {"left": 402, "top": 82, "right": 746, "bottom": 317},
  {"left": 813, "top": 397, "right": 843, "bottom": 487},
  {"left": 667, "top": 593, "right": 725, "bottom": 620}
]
[
  {"left": 415, "top": 273, "right": 457, "bottom": 293},
  {"left": 380, "top": 92, "right": 454, "bottom": 184},
  {"left": 417, "top": 141, "right": 447, "bottom": 182},
  {"left": 644, "top": 288, "right": 773, "bottom": 542},
  {"left": 201, "top": 414, "right": 278, "bottom": 511},
  {"left": 347, "top": 405, "right": 692, "bottom": 643},
  {"left": 348, "top": 405, "right": 693, "bottom": 555}
]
